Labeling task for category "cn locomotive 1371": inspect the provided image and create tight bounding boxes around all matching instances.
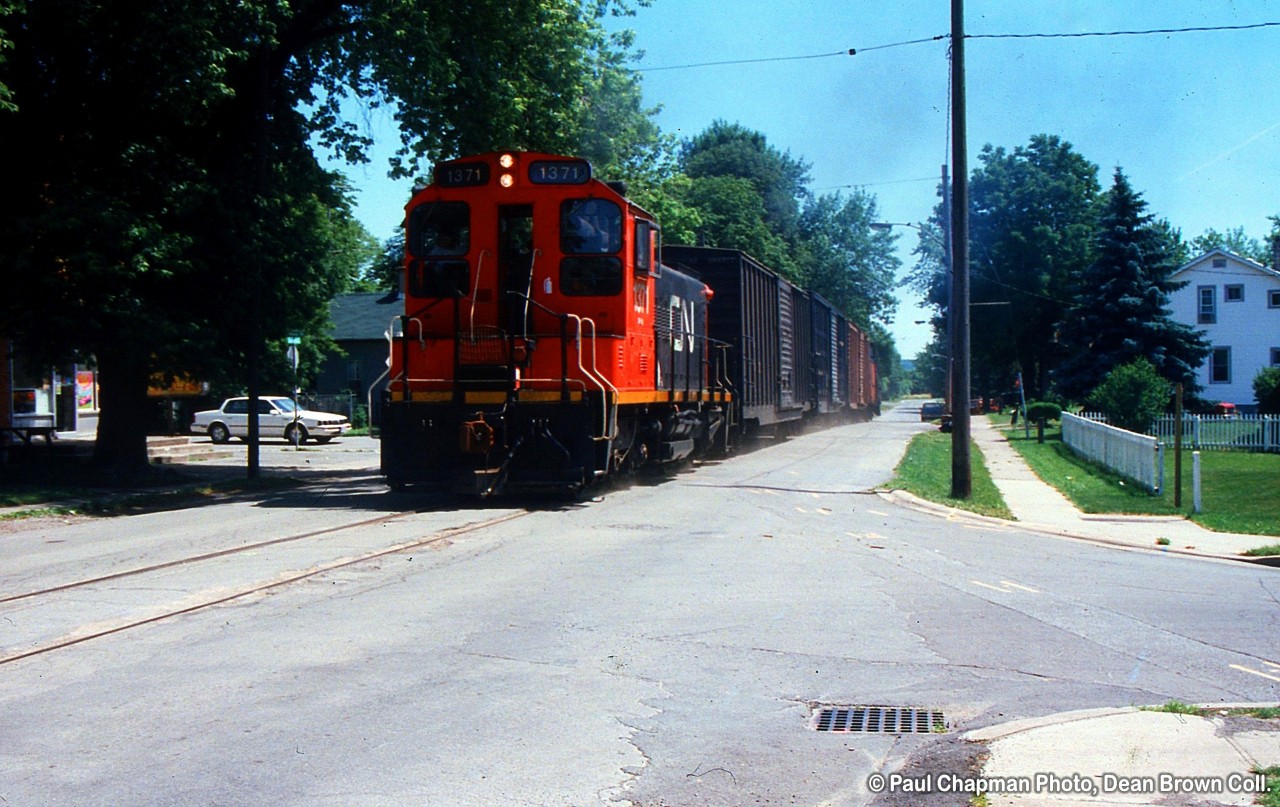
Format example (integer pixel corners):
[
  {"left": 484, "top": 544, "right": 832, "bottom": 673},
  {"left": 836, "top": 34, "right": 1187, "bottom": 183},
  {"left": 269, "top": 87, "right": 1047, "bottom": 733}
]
[{"left": 380, "top": 151, "right": 877, "bottom": 495}]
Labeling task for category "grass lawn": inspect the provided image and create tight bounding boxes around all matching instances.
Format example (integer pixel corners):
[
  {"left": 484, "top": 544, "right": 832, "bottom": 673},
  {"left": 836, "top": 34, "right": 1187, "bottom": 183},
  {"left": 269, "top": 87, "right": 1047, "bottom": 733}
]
[
  {"left": 996, "top": 417, "right": 1280, "bottom": 539},
  {"left": 889, "top": 430, "right": 1014, "bottom": 520}
]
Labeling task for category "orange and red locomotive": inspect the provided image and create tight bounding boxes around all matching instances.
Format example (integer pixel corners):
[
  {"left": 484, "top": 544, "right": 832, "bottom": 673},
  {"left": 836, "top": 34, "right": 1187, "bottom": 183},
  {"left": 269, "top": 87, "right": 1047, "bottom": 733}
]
[{"left": 380, "top": 151, "right": 729, "bottom": 494}]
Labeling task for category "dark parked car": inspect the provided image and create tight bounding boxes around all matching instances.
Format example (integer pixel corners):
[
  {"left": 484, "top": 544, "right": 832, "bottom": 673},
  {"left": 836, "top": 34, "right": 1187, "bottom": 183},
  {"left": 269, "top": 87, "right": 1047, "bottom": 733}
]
[{"left": 920, "top": 400, "right": 946, "bottom": 421}]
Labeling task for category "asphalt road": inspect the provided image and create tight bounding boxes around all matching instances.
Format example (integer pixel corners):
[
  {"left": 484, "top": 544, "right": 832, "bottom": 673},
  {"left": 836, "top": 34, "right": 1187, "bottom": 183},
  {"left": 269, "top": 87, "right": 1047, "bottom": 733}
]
[{"left": 1, "top": 405, "right": 1276, "bottom": 806}]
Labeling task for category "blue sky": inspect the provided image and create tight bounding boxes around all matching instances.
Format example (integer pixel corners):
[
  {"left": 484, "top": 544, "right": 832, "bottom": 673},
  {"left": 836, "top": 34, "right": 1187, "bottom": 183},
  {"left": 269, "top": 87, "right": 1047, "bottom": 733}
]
[{"left": 330, "top": 1, "right": 1280, "bottom": 360}]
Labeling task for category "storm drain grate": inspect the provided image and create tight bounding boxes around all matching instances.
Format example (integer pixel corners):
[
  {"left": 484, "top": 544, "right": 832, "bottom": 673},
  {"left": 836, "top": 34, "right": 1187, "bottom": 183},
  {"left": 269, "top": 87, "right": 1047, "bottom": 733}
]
[{"left": 813, "top": 705, "right": 946, "bottom": 734}]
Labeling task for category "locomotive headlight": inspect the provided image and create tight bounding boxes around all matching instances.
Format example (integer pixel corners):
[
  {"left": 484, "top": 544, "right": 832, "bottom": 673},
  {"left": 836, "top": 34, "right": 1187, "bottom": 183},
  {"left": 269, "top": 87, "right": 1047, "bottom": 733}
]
[
  {"left": 499, "top": 153, "right": 516, "bottom": 168},
  {"left": 499, "top": 173, "right": 515, "bottom": 188}
]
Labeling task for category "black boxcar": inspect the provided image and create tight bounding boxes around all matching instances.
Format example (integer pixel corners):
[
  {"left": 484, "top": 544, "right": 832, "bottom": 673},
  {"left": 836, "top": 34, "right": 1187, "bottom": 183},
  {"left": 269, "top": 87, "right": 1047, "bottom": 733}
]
[
  {"left": 661, "top": 246, "right": 800, "bottom": 434},
  {"left": 809, "top": 293, "right": 838, "bottom": 414}
]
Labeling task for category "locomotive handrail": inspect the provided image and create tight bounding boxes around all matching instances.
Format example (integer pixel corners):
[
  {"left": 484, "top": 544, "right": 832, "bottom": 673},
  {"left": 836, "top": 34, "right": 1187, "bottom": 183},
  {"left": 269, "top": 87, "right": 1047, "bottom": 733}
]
[
  {"left": 565, "top": 314, "right": 617, "bottom": 444},
  {"left": 502, "top": 289, "right": 573, "bottom": 400},
  {"left": 407, "top": 317, "right": 426, "bottom": 350},
  {"left": 468, "top": 249, "right": 492, "bottom": 340},
  {"left": 581, "top": 315, "right": 619, "bottom": 442},
  {"left": 503, "top": 289, "right": 564, "bottom": 320},
  {"left": 521, "top": 249, "right": 542, "bottom": 340}
]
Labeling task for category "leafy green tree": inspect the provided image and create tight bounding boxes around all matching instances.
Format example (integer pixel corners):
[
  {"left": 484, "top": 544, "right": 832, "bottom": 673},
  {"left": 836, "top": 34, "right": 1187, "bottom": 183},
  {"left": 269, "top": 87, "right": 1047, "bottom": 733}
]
[
  {"left": 0, "top": 0, "right": 636, "bottom": 472},
  {"left": 1254, "top": 366, "right": 1280, "bottom": 414},
  {"left": 1189, "top": 226, "right": 1269, "bottom": 265},
  {"left": 865, "top": 322, "right": 903, "bottom": 400},
  {"left": 0, "top": 0, "right": 16, "bottom": 112},
  {"left": 679, "top": 121, "right": 811, "bottom": 251},
  {"left": 629, "top": 169, "right": 702, "bottom": 246},
  {"left": 357, "top": 231, "right": 407, "bottom": 293},
  {"left": 1054, "top": 170, "right": 1209, "bottom": 402},
  {"left": 967, "top": 135, "right": 1102, "bottom": 397},
  {"left": 1088, "top": 358, "right": 1171, "bottom": 433},
  {"left": 678, "top": 174, "right": 797, "bottom": 278},
  {"left": 671, "top": 121, "right": 903, "bottom": 389},
  {"left": 911, "top": 339, "right": 949, "bottom": 397},
  {"left": 797, "top": 191, "right": 900, "bottom": 329}
]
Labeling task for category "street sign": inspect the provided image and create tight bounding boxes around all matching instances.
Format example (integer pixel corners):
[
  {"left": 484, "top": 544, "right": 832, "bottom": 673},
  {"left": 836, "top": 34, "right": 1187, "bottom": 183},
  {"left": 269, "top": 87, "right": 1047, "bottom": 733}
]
[{"left": 285, "top": 335, "right": 302, "bottom": 346}]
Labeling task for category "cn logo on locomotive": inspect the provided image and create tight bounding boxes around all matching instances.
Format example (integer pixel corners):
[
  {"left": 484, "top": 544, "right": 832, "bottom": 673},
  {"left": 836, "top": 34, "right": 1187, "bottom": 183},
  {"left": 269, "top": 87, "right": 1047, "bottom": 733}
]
[{"left": 669, "top": 295, "right": 695, "bottom": 353}]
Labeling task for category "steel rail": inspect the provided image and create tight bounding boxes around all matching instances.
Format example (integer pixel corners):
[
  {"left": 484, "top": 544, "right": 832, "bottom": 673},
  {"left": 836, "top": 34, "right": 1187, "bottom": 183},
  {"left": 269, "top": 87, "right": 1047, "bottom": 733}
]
[{"left": 0, "top": 510, "right": 531, "bottom": 666}]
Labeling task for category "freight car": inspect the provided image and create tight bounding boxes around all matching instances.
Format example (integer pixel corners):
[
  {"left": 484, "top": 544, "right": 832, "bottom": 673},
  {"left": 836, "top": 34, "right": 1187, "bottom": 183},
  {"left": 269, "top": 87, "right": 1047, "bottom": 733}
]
[
  {"left": 380, "top": 151, "right": 877, "bottom": 496},
  {"left": 661, "top": 246, "right": 880, "bottom": 436}
]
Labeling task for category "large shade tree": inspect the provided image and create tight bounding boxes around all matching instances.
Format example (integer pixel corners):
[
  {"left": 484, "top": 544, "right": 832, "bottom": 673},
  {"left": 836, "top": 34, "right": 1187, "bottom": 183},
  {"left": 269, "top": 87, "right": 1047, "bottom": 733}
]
[
  {"left": 798, "top": 191, "right": 899, "bottom": 329},
  {"left": 0, "top": 0, "right": 639, "bottom": 472},
  {"left": 966, "top": 135, "right": 1101, "bottom": 396},
  {"left": 674, "top": 121, "right": 810, "bottom": 279},
  {"left": 1054, "top": 170, "right": 1209, "bottom": 401}
]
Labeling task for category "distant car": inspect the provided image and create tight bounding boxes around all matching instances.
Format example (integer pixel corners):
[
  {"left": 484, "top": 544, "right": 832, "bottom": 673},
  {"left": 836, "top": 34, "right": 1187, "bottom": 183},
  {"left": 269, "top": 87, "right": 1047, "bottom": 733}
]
[
  {"left": 191, "top": 397, "right": 351, "bottom": 445},
  {"left": 920, "top": 400, "right": 946, "bottom": 421},
  {"left": 1211, "top": 402, "right": 1237, "bottom": 418}
]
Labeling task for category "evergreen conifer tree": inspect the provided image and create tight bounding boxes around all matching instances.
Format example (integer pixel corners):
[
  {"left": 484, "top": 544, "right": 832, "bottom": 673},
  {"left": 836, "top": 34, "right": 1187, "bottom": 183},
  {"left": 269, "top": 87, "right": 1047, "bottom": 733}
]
[{"left": 1054, "top": 170, "right": 1209, "bottom": 402}]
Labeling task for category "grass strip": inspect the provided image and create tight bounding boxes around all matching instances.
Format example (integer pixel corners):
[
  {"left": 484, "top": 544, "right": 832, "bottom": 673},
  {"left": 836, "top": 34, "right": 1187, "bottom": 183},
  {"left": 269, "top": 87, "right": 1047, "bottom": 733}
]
[
  {"left": 996, "top": 418, "right": 1280, "bottom": 542},
  {"left": 889, "top": 430, "right": 1014, "bottom": 520}
]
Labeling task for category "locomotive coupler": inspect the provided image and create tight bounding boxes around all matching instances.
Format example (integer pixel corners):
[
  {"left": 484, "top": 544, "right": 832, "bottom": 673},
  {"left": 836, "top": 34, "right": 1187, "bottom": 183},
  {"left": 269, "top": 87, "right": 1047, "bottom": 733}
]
[{"left": 460, "top": 413, "right": 496, "bottom": 454}]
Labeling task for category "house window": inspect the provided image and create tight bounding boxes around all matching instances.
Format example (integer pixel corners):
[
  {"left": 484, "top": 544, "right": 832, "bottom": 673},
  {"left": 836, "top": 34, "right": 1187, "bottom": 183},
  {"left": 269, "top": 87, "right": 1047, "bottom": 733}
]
[
  {"left": 1271, "top": 347, "right": 1280, "bottom": 367},
  {"left": 1210, "top": 347, "right": 1231, "bottom": 384},
  {"left": 1224, "top": 284, "right": 1244, "bottom": 302},
  {"left": 1198, "top": 286, "right": 1217, "bottom": 324},
  {"left": 1270, "top": 289, "right": 1280, "bottom": 308}
]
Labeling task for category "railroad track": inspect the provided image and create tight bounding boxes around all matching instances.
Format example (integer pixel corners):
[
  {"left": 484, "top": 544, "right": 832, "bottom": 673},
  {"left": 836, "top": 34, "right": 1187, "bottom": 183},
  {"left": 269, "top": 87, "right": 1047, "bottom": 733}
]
[{"left": 0, "top": 509, "right": 531, "bottom": 666}]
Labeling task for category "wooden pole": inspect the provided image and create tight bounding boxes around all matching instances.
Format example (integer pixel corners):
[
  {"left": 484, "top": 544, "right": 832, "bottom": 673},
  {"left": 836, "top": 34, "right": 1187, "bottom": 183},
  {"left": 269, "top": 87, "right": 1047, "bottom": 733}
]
[{"left": 1173, "top": 383, "right": 1183, "bottom": 508}]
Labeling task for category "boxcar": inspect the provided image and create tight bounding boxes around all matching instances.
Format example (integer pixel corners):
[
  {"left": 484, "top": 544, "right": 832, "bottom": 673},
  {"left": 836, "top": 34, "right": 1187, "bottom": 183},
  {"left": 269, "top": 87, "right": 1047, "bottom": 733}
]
[{"left": 661, "top": 246, "right": 802, "bottom": 435}]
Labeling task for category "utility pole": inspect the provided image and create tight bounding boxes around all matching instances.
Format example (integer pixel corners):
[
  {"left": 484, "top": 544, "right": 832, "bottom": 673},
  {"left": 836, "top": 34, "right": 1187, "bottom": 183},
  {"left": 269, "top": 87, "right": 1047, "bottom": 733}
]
[{"left": 950, "top": 0, "right": 972, "bottom": 499}]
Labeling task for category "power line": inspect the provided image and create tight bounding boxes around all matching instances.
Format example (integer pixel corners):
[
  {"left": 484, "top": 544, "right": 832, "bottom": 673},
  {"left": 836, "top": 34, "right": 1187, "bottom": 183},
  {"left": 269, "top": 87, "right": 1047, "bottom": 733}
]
[
  {"left": 969, "top": 21, "right": 1280, "bottom": 41},
  {"left": 638, "top": 49, "right": 854, "bottom": 73},
  {"left": 633, "top": 22, "right": 1280, "bottom": 73},
  {"left": 813, "top": 176, "right": 939, "bottom": 191}
]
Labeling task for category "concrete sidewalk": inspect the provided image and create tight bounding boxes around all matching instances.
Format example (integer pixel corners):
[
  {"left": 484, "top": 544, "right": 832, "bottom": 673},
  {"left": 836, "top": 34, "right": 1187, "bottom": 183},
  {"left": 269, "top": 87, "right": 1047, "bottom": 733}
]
[
  {"left": 888, "top": 412, "right": 1280, "bottom": 806},
  {"left": 969, "top": 415, "right": 1277, "bottom": 560},
  {"left": 964, "top": 706, "right": 1280, "bottom": 807}
]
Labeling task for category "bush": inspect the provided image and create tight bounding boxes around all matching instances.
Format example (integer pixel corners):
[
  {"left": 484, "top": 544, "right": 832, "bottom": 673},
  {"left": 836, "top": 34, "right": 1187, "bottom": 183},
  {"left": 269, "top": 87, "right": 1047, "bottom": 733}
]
[
  {"left": 351, "top": 403, "right": 370, "bottom": 430},
  {"left": 1025, "top": 401, "right": 1062, "bottom": 423},
  {"left": 1255, "top": 367, "right": 1280, "bottom": 414},
  {"left": 1088, "top": 358, "right": 1170, "bottom": 434}
]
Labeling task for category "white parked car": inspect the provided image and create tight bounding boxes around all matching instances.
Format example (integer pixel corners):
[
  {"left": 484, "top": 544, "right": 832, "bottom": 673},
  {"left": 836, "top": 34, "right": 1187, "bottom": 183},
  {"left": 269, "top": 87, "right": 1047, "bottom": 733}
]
[{"left": 191, "top": 397, "right": 351, "bottom": 445}]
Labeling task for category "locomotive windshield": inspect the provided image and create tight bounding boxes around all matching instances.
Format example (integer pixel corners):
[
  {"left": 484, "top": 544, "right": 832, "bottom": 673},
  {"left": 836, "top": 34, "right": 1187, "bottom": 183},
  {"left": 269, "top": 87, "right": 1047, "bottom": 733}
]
[
  {"left": 408, "top": 202, "right": 470, "bottom": 257},
  {"left": 560, "top": 199, "right": 621, "bottom": 255}
]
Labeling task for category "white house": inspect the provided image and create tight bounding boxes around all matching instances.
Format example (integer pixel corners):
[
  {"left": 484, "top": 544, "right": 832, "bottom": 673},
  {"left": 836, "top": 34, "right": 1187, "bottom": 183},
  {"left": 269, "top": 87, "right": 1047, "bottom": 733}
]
[{"left": 1168, "top": 248, "right": 1280, "bottom": 410}]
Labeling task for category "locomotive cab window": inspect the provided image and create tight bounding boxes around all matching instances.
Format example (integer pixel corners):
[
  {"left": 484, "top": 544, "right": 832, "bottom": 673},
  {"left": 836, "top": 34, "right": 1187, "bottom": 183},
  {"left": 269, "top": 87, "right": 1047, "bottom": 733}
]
[
  {"left": 407, "top": 202, "right": 470, "bottom": 297},
  {"left": 560, "top": 199, "right": 621, "bottom": 255},
  {"left": 408, "top": 201, "right": 470, "bottom": 257},
  {"left": 634, "top": 221, "right": 652, "bottom": 274}
]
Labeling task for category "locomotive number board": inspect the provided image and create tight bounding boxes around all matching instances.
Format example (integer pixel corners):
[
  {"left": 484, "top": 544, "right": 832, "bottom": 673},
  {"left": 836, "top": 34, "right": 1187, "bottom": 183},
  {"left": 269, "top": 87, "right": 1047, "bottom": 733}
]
[
  {"left": 527, "top": 160, "right": 591, "bottom": 185},
  {"left": 434, "top": 162, "right": 490, "bottom": 187}
]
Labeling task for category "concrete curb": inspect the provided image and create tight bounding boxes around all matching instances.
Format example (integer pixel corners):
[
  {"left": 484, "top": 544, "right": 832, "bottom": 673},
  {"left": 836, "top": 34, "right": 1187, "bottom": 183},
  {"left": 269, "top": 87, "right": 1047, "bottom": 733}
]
[
  {"left": 876, "top": 489, "right": 1278, "bottom": 566},
  {"left": 962, "top": 707, "right": 1137, "bottom": 743},
  {"left": 963, "top": 701, "right": 1280, "bottom": 745}
]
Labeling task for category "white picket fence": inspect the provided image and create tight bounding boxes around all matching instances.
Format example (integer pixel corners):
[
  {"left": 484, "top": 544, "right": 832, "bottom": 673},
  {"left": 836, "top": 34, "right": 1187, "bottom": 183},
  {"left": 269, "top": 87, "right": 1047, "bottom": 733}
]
[
  {"left": 1061, "top": 412, "right": 1164, "bottom": 493},
  {"left": 1079, "top": 412, "right": 1280, "bottom": 453}
]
